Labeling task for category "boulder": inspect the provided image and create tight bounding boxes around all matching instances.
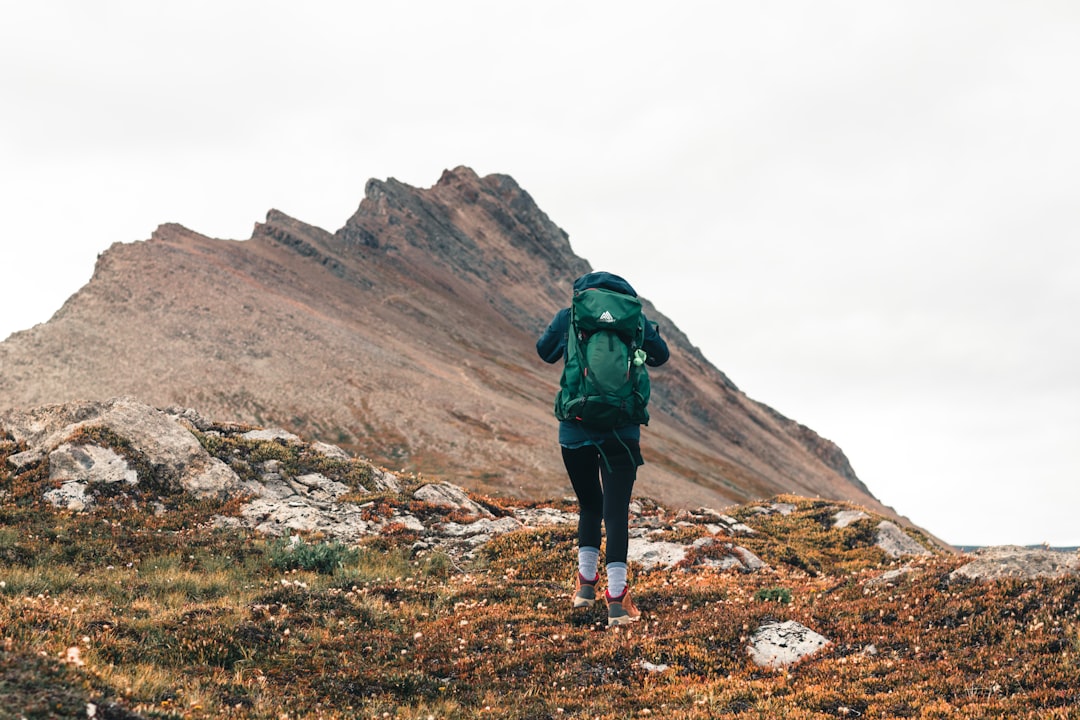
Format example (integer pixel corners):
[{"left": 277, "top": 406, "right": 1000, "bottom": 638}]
[
  {"left": 0, "top": 398, "right": 243, "bottom": 497},
  {"left": 747, "top": 620, "right": 830, "bottom": 668},
  {"left": 875, "top": 521, "right": 931, "bottom": 558}
]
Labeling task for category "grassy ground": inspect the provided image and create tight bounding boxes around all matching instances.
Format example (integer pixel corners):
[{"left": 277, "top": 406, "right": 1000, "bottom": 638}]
[{"left": 2, "top": 433, "right": 1079, "bottom": 719}]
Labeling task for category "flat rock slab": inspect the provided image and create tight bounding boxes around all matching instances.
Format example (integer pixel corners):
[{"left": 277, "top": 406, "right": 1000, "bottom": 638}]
[
  {"left": 747, "top": 620, "right": 830, "bottom": 668},
  {"left": 627, "top": 540, "right": 687, "bottom": 570},
  {"left": 49, "top": 443, "right": 138, "bottom": 486},
  {"left": 950, "top": 545, "right": 1080, "bottom": 581}
]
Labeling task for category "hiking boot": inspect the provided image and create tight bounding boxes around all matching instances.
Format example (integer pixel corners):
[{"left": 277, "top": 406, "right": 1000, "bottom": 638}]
[
  {"left": 606, "top": 588, "right": 641, "bottom": 626},
  {"left": 573, "top": 573, "right": 599, "bottom": 609}
]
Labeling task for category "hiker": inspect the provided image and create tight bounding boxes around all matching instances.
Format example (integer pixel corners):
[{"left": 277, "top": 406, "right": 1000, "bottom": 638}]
[{"left": 536, "top": 271, "right": 670, "bottom": 626}]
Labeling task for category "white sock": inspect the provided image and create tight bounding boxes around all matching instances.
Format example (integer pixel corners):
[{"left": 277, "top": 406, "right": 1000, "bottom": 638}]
[
  {"left": 578, "top": 546, "right": 600, "bottom": 580},
  {"left": 607, "top": 562, "right": 628, "bottom": 597}
]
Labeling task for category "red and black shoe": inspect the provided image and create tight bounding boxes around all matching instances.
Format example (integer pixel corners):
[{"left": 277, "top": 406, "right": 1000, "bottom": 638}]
[
  {"left": 573, "top": 573, "right": 599, "bottom": 609},
  {"left": 605, "top": 587, "right": 641, "bottom": 626}
]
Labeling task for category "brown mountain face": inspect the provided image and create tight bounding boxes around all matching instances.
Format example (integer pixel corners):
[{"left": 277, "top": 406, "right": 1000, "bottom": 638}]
[{"left": 0, "top": 166, "right": 887, "bottom": 514}]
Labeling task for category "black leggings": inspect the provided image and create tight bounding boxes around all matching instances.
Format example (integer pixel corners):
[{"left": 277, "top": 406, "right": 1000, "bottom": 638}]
[{"left": 561, "top": 442, "right": 639, "bottom": 566}]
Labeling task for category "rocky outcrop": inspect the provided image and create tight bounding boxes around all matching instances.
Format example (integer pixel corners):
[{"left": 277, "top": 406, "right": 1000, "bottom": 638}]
[
  {"left": 1, "top": 399, "right": 937, "bottom": 571},
  {"left": 949, "top": 545, "right": 1080, "bottom": 581},
  {"left": 1, "top": 397, "right": 245, "bottom": 503}
]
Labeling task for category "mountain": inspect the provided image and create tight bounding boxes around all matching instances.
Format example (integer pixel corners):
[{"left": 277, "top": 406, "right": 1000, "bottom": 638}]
[{"left": 0, "top": 166, "right": 884, "bottom": 515}]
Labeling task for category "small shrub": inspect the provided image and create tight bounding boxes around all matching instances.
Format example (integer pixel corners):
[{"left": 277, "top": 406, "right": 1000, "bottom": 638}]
[
  {"left": 754, "top": 587, "right": 793, "bottom": 604},
  {"left": 268, "top": 537, "right": 359, "bottom": 574}
]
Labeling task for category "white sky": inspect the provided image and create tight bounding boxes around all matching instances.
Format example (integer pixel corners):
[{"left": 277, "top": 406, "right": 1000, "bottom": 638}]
[{"left": 2, "top": 1, "right": 1078, "bottom": 546}]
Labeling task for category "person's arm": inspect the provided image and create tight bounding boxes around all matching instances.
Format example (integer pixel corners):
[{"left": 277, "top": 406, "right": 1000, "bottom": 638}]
[
  {"left": 536, "top": 308, "right": 570, "bottom": 364},
  {"left": 641, "top": 315, "right": 670, "bottom": 367}
]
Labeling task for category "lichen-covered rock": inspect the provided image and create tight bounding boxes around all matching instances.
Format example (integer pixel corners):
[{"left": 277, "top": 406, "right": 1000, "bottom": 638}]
[
  {"left": 43, "top": 482, "right": 92, "bottom": 511},
  {"left": 49, "top": 443, "right": 138, "bottom": 486},
  {"left": 0, "top": 397, "right": 244, "bottom": 497}
]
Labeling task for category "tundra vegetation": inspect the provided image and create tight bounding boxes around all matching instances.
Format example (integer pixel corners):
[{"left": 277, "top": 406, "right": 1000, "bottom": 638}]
[{"left": 1, "top": 428, "right": 1079, "bottom": 719}]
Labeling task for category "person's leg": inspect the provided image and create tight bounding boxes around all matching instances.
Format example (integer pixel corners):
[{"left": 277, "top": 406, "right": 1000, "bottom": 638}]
[
  {"left": 600, "top": 441, "right": 639, "bottom": 617},
  {"left": 562, "top": 445, "right": 603, "bottom": 577},
  {"left": 562, "top": 445, "right": 603, "bottom": 552},
  {"left": 599, "top": 443, "right": 638, "bottom": 572}
]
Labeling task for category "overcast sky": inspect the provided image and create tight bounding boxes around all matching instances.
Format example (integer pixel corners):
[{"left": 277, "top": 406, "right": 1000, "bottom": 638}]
[{"left": 2, "top": 2, "right": 1077, "bottom": 546}]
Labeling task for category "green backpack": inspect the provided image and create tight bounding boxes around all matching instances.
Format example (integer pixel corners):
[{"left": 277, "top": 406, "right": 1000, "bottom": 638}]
[{"left": 554, "top": 287, "right": 651, "bottom": 429}]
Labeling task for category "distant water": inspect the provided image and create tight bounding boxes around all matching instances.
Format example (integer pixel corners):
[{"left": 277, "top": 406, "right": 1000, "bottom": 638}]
[{"left": 956, "top": 545, "right": 1079, "bottom": 553}]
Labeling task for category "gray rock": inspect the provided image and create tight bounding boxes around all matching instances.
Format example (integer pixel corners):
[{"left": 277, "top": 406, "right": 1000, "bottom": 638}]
[
  {"left": 43, "top": 482, "right": 91, "bottom": 511},
  {"left": 311, "top": 441, "right": 351, "bottom": 460},
  {"left": 181, "top": 458, "right": 244, "bottom": 497},
  {"left": 241, "top": 428, "right": 301, "bottom": 443},
  {"left": 627, "top": 539, "right": 687, "bottom": 570},
  {"left": 950, "top": 545, "right": 1080, "bottom": 581},
  {"left": 867, "top": 566, "right": 916, "bottom": 587},
  {"left": 163, "top": 406, "right": 215, "bottom": 432},
  {"left": 514, "top": 507, "right": 578, "bottom": 527},
  {"left": 875, "top": 521, "right": 931, "bottom": 558},
  {"left": 833, "top": 509, "right": 870, "bottom": 528},
  {"left": 49, "top": 444, "right": 138, "bottom": 486},
  {"left": 389, "top": 512, "right": 427, "bottom": 534},
  {"left": 719, "top": 514, "right": 756, "bottom": 535},
  {"left": 440, "top": 516, "right": 522, "bottom": 539},
  {"left": 367, "top": 467, "right": 401, "bottom": 493},
  {"left": 747, "top": 620, "right": 830, "bottom": 668},
  {"left": 694, "top": 538, "right": 767, "bottom": 572},
  {"left": 0, "top": 397, "right": 243, "bottom": 498},
  {"left": 294, "top": 473, "right": 351, "bottom": 502},
  {"left": 235, "top": 496, "right": 375, "bottom": 542},
  {"left": 728, "top": 545, "right": 767, "bottom": 571},
  {"left": 413, "top": 482, "right": 493, "bottom": 518},
  {"left": 6, "top": 449, "right": 43, "bottom": 471}
]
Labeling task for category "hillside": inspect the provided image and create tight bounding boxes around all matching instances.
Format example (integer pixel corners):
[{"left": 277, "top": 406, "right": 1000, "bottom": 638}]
[
  {"left": 2, "top": 405, "right": 1079, "bottom": 719},
  {"left": 0, "top": 166, "right": 882, "bottom": 516}
]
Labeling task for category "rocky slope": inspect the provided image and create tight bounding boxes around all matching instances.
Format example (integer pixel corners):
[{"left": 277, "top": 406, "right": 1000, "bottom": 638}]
[
  {"left": 2, "top": 403, "right": 1078, "bottom": 718},
  {"left": 0, "top": 167, "right": 880, "bottom": 515}
]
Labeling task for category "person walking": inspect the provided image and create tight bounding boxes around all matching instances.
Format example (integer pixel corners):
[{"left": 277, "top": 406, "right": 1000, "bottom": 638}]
[{"left": 536, "top": 271, "right": 670, "bottom": 626}]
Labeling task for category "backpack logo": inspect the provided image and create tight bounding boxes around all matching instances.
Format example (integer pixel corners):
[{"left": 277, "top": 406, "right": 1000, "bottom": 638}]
[{"left": 598, "top": 311, "right": 615, "bottom": 323}]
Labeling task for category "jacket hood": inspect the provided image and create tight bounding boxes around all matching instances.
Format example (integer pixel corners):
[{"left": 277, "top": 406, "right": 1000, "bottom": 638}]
[{"left": 572, "top": 271, "right": 638, "bottom": 297}]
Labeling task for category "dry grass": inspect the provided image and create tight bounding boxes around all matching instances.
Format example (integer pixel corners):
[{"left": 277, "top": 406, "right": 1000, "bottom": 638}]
[{"left": 2, "top": 436, "right": 1079, "bottom": 719}]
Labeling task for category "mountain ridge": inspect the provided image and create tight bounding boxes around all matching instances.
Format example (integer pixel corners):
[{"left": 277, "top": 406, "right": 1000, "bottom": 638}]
[{"left": 0, "top": 166, "right": 889, "bottom": 518}]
